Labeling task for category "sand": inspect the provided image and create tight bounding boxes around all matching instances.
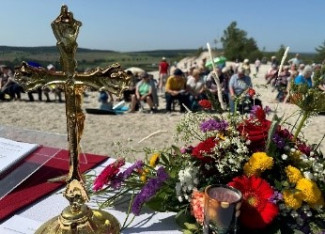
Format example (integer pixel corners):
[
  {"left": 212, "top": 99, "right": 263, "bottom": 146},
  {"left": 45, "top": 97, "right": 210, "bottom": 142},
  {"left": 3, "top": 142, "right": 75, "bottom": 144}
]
[{"left": 0, "top": 62, "right": 324, "bottom": 161}]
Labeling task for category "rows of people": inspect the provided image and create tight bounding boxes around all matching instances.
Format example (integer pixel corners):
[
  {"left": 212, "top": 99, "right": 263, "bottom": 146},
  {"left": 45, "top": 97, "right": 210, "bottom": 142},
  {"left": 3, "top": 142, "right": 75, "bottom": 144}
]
[
  {"left": 3, "top": 55, "right": 324, "bottom": 115},
  {"left": 119, "top": 56, "right": 259, "bottom": 114},
  {"left": 263, "top": 53, "right": 325, "bottom": 103},
  {"left": 0, "top": 63, "right": 63, "bottom": 102}
]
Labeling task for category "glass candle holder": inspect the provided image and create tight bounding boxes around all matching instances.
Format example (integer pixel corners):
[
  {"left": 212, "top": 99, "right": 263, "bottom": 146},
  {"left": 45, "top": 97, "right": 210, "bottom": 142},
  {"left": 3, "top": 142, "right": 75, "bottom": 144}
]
[{"left": 203, "top": 184, "right": 242, "bottom": 234}]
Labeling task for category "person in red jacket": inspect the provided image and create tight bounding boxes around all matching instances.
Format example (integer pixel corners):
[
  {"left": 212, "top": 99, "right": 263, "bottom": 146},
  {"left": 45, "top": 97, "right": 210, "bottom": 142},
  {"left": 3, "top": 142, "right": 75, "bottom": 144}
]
[{"left": 158, "top": 57, "right": 170, "bottom": 93}]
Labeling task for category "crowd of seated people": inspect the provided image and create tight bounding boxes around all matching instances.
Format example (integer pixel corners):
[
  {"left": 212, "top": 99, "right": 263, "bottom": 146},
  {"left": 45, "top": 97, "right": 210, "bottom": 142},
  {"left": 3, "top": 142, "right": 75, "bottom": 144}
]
[
  {"left": 162, "top": 59, "right": 260, "bottom": 114},
  {"left": 0, "top": 63, "right": 65, "bottom": 103},
  {"left": 262, "top": 54, "right": 325, "bottom": 103},
  {"left": 0, "top": 65, "right": 24, "bottom": 101},
  {"left": 3, "top": 55, "right": 324, "bottom": 116}
]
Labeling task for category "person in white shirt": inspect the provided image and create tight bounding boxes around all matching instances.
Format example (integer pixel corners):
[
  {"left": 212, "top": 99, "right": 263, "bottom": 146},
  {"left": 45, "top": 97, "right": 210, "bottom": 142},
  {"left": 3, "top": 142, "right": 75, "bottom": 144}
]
[{"left": 186, "top": 68, "right": 206, "bottom": 111}]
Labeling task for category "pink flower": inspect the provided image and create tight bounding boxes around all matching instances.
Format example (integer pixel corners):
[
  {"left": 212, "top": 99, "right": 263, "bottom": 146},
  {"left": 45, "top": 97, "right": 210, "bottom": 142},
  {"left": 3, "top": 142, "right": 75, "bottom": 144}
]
[
  {"left": 93, "top": 158, "right": 125, "bottom": 191},
  {"left": 190, "top": 189, "right": 205, "bottom": 225}
]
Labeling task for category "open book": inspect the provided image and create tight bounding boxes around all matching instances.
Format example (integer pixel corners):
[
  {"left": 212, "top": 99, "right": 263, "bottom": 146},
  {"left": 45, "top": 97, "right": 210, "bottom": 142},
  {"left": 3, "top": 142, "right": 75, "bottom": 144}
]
[{"left": 0, "top": 137, "right": 39, "bottom": 175}]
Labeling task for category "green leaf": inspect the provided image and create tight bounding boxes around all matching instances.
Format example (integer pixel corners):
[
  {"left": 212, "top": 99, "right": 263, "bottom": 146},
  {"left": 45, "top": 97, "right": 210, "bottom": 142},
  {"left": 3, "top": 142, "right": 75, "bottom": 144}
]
[
  {"left": 172, "top": 145, "right": 182, "bottom": 157},
  {"left": 175, "top": 209, "right": 196, "bottom": 229},
  {"left": 183, "top": 230, "right": 194, "bottom": 234},
  {"left": 160, "top": 152, "right": 170, "bottom": 165},
  {"left": 184, "top": 222, "right": 199, "bottom": 231}
]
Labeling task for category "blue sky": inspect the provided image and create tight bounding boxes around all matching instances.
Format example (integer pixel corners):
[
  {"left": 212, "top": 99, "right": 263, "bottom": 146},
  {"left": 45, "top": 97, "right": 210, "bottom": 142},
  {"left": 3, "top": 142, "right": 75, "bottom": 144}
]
[{"left": 0, "top": 0, "right": 324, "bottom": 53}]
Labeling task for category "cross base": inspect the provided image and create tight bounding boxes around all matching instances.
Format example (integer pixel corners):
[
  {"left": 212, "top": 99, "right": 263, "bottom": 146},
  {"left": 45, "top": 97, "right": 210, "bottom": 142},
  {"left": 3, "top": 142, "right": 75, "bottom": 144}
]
[{"left": 35, "top": 205, "right": 120, "bottom": 234}]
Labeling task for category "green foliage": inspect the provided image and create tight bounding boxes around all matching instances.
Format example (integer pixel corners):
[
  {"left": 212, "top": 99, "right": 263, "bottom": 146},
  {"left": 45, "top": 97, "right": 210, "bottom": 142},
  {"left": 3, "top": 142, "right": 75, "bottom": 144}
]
[
  {"left": 275, "top": 44, "right": 286, "bottom": 62},
  {"left": 220, "top": 21, "right": 262, "bottom": 61},
  {"left": 315, "top": 40, "right": 325, "bottom": 63}
]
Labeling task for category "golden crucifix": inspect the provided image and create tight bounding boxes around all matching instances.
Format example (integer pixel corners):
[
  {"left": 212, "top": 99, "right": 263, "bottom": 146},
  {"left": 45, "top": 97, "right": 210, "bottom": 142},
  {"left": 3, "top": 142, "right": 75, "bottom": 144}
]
[{"left": 14, "top": 5, "right": 129, "bottom": 233}]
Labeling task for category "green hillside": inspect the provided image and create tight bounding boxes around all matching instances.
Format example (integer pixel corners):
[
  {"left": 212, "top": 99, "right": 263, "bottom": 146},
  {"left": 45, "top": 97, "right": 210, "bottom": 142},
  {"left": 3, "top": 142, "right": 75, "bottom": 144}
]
[{"left": 0, "top": 46, "right": 198, "bottom": 72}]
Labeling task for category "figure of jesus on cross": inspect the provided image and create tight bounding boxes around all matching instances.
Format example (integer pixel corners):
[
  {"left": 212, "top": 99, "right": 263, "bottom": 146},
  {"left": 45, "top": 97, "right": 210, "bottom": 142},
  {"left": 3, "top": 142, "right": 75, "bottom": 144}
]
[{"left": 14, "top": 5, "right": 129, "bottom": 233}]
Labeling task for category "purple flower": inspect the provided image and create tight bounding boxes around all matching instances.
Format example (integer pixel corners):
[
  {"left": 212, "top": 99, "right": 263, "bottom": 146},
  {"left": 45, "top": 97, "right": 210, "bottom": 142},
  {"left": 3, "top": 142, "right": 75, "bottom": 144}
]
[
  {"left": 272, "top": 133, "right": 286, "bottom": 149},
  {"left": 269, "top": 190, "right": 282, "bottom": 204},
  {"left": 263, "top": 106, "right": 272, "bottom": 115},
  {"left": 131, "top": 167, "right": 169, "bottom": 215},
  {"left": 110, "top": 173, "right": 123, "bottom": 189},
  {"left": 250, "top": 105, "right": 260, "bottom": 116},
  {"left": 200, "top": 119, "right": 228, "bottom": 133},
  {"left": 110, "top": 160, "right": 144, "bottom": 190},
  {"left": 122, "top": 160, "right": 144, "bottom": 180}
]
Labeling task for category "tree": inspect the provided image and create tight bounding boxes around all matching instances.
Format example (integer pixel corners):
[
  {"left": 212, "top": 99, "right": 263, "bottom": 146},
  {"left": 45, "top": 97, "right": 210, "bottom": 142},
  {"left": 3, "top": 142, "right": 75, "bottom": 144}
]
[
  {"left": 220, "top": 21, "right": 261, "bottom": 62},
  {"left": 315, "top": 40, "right": 325, "bottom": 63},
  {"left": 275, "top": 44, "right": 286, "bottom": 62}
]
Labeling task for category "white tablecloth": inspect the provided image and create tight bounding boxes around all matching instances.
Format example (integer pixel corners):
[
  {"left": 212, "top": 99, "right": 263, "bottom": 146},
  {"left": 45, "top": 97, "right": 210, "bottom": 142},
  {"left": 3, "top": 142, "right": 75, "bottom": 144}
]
[{"left": 0, "top": 157, "right": 182, "bottom": 234}]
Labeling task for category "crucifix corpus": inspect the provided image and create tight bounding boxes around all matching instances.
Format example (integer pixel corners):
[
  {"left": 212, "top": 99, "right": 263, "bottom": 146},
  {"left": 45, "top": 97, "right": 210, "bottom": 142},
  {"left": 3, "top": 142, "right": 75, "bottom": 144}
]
[{"left": 14, "top": 5, "right": 130, "bottom": 234}]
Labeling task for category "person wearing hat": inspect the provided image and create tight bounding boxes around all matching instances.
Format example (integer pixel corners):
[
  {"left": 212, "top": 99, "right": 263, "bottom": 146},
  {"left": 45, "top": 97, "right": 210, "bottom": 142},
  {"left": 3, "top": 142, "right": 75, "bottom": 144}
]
[
  {"left": 165, "top": 68, "right": 189, "bottom": 113},
  {"left": 158, "top": 57, "right": 170, "bottom": 93},
  {"left": 129, "top": 72, "right": 155, "bottom": 113}
]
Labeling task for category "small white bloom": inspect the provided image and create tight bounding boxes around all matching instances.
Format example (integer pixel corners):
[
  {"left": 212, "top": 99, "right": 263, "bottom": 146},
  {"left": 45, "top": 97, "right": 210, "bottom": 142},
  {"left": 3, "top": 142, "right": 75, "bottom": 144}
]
[
  {"left": 281, "top": 154, "right": 288, "bottom": 160},
  {"left": 310, "top": 151, "right": 315, "bottom": 156},
  {"left": 303, "top": 171, "right": 314, "bottom": 180},
  {"left": 306, "top": 211, "right": 313, "bottom": 217},
  {"left": 184, "top": 194, "right": 189, "bottom": 200},
  {"left": 245, "top": 140, "right": 251, "bottom": 145},
  {"left": 291, "top": 210, "right": 298, "bottom": 218},
  {"left": 178, "top": 196, "right": 183, "bottom": 202}
]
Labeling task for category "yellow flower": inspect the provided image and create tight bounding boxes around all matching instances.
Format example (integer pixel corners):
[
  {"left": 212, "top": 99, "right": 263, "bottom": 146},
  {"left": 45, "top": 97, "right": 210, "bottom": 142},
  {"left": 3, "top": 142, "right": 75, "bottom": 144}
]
[
  {"left": 140, "top": 168, "right": 149, "bottom": 182},
  {"left": 285, "top": 165, "right": 303, "bottom": 184},
  {"left": 244, "top": 152, "right": 274, "bottom": 177},
  {"left": 289, "top": 149, "right": 302, "bottom": 161},
  {"left": 217, "top": 133, "right": 226, "bottom": 141},
  {"left": 296, "top": 178, "right": 323, "bottom": 205},
  {"left": 283, "top": 189, "right": 303, "bottom": 210},
  {"left": 149, "top": 153, "right": 160, "bottom": 167}
]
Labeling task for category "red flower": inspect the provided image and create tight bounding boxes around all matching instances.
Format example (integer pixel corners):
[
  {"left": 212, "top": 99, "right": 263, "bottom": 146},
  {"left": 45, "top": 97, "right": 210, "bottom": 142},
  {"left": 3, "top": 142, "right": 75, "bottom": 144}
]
[
  {"left": 296, "top": 141, "right": 312, "bottom": 156},
  {"left": 228, "top": 176, "right": 278, "bottom": 229},
  {"left": 238, "top": 108, "right": 272, "bottom": 152},
  {"left": 191, "top": 137, "right": 217, "bottom": 162},
  {"left": 198, "top": 99, "right": 212, "bottom": 109},
  {"left": 93, "top": 158, "right": 125, "bottom": 191},
  {"left": 247, "top": 88, "right": 256, "bottom": 97},
  {"left": 254, "top": 107, "right": 266, "bottom": 122}
]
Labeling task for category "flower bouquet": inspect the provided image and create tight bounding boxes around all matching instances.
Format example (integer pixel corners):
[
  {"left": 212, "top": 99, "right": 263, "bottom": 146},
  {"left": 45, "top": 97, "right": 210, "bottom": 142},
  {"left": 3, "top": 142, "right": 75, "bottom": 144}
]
[{"left": 89, "top": 102, "right": 324, "bottom": 233}]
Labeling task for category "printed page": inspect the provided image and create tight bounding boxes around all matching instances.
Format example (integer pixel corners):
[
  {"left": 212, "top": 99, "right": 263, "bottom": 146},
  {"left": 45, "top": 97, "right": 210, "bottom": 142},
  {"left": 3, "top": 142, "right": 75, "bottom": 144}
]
[{"left": 0, "top": 137, "right": 39, "bottom": 174}]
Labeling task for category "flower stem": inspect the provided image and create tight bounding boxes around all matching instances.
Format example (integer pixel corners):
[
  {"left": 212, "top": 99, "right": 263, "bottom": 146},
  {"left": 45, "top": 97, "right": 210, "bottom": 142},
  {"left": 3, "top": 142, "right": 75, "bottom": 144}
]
[
  {"left": 121, "top": 193, "right": 135, "bottom": 231},
  {"left": 293, "top": 111, "right": 310, "bottom": 141}
]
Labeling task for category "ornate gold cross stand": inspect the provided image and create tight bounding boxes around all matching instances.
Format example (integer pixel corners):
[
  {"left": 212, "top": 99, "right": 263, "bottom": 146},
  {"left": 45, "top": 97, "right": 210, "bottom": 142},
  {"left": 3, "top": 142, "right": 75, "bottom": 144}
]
[{"left": 14, "top": 5, "right": 130, "bottom": 234}]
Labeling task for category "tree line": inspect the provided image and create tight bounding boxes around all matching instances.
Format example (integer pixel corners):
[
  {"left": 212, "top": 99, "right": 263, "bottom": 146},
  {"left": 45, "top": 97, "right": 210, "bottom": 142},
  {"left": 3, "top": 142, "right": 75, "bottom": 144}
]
[{"left": 219, "top": 21, "right": 322, "bottom": 64}]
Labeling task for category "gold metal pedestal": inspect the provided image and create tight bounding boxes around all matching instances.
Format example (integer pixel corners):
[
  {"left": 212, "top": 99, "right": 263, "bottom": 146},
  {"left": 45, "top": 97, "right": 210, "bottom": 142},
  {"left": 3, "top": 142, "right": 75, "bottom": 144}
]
[
  {"left": 35, "top": 205, "right": 120, "bottom": 233},
  {"left": 14, "top": 5, "right": 130, "bottom": 234}
]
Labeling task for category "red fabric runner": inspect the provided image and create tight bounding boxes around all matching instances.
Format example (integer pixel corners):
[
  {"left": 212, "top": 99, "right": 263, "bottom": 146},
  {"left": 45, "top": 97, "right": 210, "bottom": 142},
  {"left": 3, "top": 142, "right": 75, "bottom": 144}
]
[{"left": 0, "top": 146, "right": 108, "bottom": 221}]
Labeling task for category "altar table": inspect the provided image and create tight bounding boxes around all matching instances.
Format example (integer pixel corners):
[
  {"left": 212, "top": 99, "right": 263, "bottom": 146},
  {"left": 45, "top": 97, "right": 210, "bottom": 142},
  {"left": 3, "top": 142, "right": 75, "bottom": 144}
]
[{"left": 0, "top": 126, "right": 182, "bottom": 234}]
